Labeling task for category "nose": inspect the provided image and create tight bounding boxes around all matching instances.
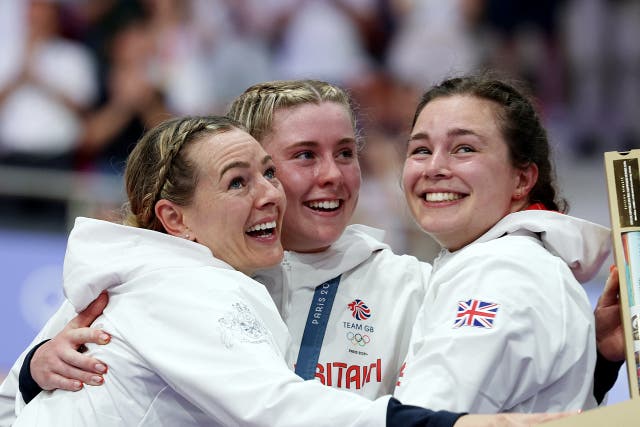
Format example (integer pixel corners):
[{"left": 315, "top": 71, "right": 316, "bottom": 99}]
[
  {"left": 316, "top": 156, "right": 343, "bottom": 186},
  {"left": 255, "top": 175, "right": 285, "bottom": 210},
  {"left": 423, "top": 150, "right": 451, "bottom": 179}
]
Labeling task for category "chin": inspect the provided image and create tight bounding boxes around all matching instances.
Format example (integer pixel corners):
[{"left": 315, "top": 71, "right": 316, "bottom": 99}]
[
  {"left": 284, "top": 229, "right": 342, "bottom": 252},
  {"left": 264, "top": 250, "right": 285, "bottom": 267},
  {"left": 314, "top": 231, "right": 342, "bottom": 249}
]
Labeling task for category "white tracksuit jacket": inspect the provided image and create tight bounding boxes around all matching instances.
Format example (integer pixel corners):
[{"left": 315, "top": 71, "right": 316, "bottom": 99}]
[
  {"left": 0, "top": 224, "right": 432, "bottom": 426},
  {"left": 394, "top": 210, "right": 612, "bottom": 413},
  {"left": 253, "top": 225, "right": 431, "bottom": 399},
  {"left": 6, "top": 218, "right": 400, "bottom": 426}
]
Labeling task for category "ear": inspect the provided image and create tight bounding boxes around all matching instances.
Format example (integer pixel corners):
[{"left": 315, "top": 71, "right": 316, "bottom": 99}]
[
  {"left": 155, "top": 199, "right": 189, "bottom": 238},
  {"left": 513, "top": 162, "right": 539, "bottom": 201}
]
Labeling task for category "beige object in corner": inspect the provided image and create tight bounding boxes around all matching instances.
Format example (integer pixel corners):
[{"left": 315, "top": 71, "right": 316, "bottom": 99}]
[{"left": 541, "top": 149, "right": 640, "bottom": 426}]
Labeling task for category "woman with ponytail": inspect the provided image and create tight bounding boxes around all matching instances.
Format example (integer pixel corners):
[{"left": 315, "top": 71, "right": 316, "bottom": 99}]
[{"left": 396, "top": 75, "right": 611, "bottom": 413}]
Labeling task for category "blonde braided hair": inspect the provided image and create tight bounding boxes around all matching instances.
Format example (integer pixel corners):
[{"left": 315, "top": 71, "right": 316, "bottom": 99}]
[
  {"left": 227, "top": 79, "right": 362, "bottom": 149},
  {"left": 122, "top": 115, "right": 243, "bottom": 232}
]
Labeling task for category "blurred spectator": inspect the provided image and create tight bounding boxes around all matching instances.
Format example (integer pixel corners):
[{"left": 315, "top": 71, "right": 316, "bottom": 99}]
[
  {"left": 348, "top": 71, "right": 420, "bottom": 137},
  {"left": 0, "top": 1, "right": 24, "bottom": 83},
  {"left": 198, "top": 0, "right": 275, "bottom": 109},
  {"left": 352, "top": 128, "right": 415, "bottom": 254},
  {"left": 481, "top": 0, "right": 566, "bottom": 117},
  {"left": 78, "top": 18, "right": 170, "bottom": 175},
  {"left": 273, "top": 0, "right": 376, "bottom": 85},
  {"left": 0, "top": 0, "right": 98, "bottom": 170},
  {"left": 140, "top": 0, "right": 218, "bottom": 115},
  {"left": 562, "top": 0, "right": 640, "bottom": 156},
  {"left": 386, "top": 0, "right": 484, "bottom": 91},
  {"left": 61, "top": 0, "right": 146, "bottom": 97}
]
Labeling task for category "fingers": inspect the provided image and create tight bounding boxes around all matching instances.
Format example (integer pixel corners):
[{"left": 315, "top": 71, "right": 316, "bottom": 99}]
[
  {"left": 65, "top": 326, "right": 111, "bottom": 348},
  {"left": 57, "top": 350, "right": 107, "bottom": 386},
  {"left": 530, "top": 411, "right": 574, "bottom": 422},
  {"left": 454, "top": 412, "right": 575, "bottom": 427},
  {"left": 509, "top": 412, "right": 572, "bottom": 426},
  {"left": 598, "top": 266, "right": 620, "bottom": 307},
  {"left": 30, "top": 324, "right": 111, "bottom": 391},
  {"left": 40, "top": 369, "right": 103, "bottom": 392},
  {"left": 41, "top": 373, "right": 84, "bottom": 392},
  {"left": 32, "top": 343, "right": 107, "bottom": 390},
  {"left": 69, "top": 292, "right": 109, "bottom": 329},
  {"left": 61, "top": 346, "right": 108, "bottom": 375}
]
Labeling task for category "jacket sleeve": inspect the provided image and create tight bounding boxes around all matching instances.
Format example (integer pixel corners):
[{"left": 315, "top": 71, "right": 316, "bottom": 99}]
[
  {"left": 387, "top": 398, "right": 464, "bottom": 427},
  {"left": 394, "top": 240, "right": 596, "bottom": 413},
  {"left": 0, "top": 301, "right": 77, "bottom": 426},
  {"left": 0, "top": 361, "right": 21, "bottom": 427},
  {"left": 18, "top": 340, "right": 49, "bottom": 403},
  {"left": 593, "top": 350, "right": 624, "bottom": 404}
]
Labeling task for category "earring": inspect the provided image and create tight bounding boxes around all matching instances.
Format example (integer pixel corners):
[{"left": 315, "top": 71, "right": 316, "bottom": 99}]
[{"left": 185, "top": 234, "right": 190, "bottom": 239}]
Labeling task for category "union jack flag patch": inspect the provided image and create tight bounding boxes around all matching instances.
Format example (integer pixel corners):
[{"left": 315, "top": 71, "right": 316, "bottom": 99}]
[{"left": 453, "top": 299, "right": 499, "bottom": 329}]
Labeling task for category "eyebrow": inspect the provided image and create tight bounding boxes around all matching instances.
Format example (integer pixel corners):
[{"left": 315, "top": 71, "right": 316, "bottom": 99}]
[
  {"left": 286, "top": 138, "right": 356, "bottom": 148},
  {"left": 448, "top": 128, "right": 480, "bottom": 138},
  {"left": 409, "top": 128, "right": 481, "bottom": 142},
  {"left": 219, "top": 161, "right": 249, "bottom": 179},
  {"left": 218, "top": 155, "right": 273, "bottom": 179}
]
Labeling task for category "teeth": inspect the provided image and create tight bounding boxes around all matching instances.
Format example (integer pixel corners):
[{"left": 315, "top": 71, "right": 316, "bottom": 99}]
[
  {"left": 425, "top": 192, "right": 462, "bottom": 202},
  {"left": 246, "top": 221, "right": 276, "bottom": 233},
  {"left": 307, "top": 200, "right": 340, "bottom": 209}
]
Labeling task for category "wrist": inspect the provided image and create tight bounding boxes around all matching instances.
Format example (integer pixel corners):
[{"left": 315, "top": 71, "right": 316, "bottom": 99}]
[{"left": 19, "top": 339, "right": 50, "bottom": 403}]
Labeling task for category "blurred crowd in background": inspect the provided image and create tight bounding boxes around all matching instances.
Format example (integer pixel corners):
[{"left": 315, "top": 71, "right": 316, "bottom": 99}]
[{"left": 0, "top": 0, "right": 639, "bottom": 258}]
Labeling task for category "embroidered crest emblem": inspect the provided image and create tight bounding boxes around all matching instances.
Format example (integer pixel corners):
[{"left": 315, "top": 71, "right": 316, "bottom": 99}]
[
  {"left": 347, "top": 299, "right": 371, "bottom": 320},
  {"left": 453, "top": 299, "right": 499, "bottom": 329},
  {"left": 219, "top": 302, "right": 269, "bottom": 348}
]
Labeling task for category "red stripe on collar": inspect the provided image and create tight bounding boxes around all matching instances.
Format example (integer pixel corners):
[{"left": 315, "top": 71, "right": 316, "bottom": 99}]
[{"left": 526, "top": 203, "right": 549, "bottom": 211}]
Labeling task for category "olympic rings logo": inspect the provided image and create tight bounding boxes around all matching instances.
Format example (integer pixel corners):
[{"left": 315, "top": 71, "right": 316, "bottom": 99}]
[{"left": 346, "top": 332, "right": 370, "bottom": 347}]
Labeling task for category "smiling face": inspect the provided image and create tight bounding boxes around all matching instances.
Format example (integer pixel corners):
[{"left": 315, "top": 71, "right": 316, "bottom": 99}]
[
  {"left": 261, "top": 102, "right": 361, "bottom": 253},
  {"left": 180, "top": 129, "right": 286, "bottom": 274},
  {"left": 402, "top": 95, "right": 537, "bottom": 251}
]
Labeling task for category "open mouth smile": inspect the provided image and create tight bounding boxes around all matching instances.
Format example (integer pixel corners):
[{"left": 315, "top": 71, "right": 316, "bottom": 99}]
[
  {"left": 245, "top": 220, "right": 277, "bottom": 237},
  {"left": 422, "top": 192, "right": 465, "bottom": 202},
  {"left": 304, "top": 200, "right": 342, "bottom": 212}
]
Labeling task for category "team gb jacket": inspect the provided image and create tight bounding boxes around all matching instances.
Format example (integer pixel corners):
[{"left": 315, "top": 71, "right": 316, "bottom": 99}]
[
  {"left": 254, "top": 224, "right": 432, "bottom": 399},
  {"left": 395, "top": 210, "right": 612, "bottom": 414}
]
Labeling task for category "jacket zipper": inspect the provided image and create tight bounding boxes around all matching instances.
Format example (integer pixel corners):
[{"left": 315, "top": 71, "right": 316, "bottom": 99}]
[{"left": 281, "top": 253, "right": 292, "bottom": 323}]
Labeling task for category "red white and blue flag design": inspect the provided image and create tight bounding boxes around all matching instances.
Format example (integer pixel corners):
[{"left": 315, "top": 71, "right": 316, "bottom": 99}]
[
  {"left": 348, "top": 299, "right": 371, "bottom": 320},
  {"left": 453, "top": 299, "right": 499, "bottom": 329}
]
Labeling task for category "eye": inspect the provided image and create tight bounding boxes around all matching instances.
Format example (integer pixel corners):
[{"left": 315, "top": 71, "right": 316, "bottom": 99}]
[
  {"left": 454, "top": 145, "right": 475, "bottom": 154},
  {"left": 264, "top": 166, "right": 276, "bottom": 180},
  {"left": 294, "top": 151, "right": 314, "bottom": 160},
  {"left": 228, "top": 177, "right": 245, "bottom": 190},
  {"left": 337, "top": 148, "right": 354, "bottom": 159},
  {"left": 409, "top": 146, "right": 431, "bottom": 156}
]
